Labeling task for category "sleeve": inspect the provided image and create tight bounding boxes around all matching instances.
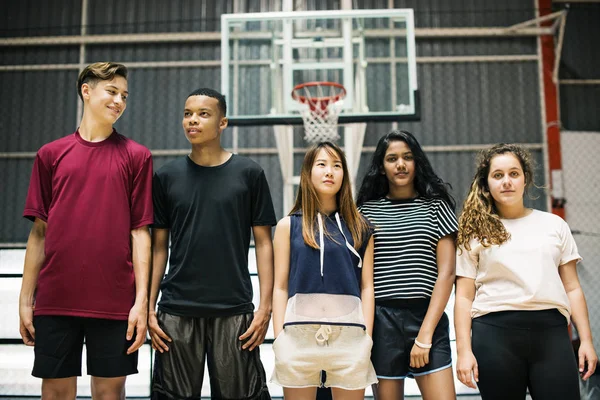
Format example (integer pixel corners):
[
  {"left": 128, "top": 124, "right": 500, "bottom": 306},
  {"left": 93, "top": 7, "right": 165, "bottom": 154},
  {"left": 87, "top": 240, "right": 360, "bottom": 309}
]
[
  {"left": 130, "top": 150, "right": 154, "bottom": 229},
  {"left": 358, "top": 215, "right": 375, "bottom": 257},
  {"left": 23, "top": 151, "right": 53, "bottom": 222},
  {"left": 456, "top": 241, "right": 479, "bottom": 279},
  {"left": 152, "top": 172, "right": 170, "bottom": 229},
  {"left": 250, "top": 169, "right": 277, "bottom": 226},
  {"left": 436, "top": 199, "right": 458, "bottom": 239},
  {"left": 558, "top": 218, "right": 582, "bottom": 265}
]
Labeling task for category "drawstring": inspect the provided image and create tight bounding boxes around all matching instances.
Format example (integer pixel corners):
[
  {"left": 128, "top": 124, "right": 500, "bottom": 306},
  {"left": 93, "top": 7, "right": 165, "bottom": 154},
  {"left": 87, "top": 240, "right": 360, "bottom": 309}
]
[
  {"left": 335, "top": 213, "right": 363, "bottom": 269},
  {"left": 316, "top": 212, "right": 363, "bottom": 277},
  {"left": 315, "top": 325, "right": 332, "bottom": 345},
  {"left": 317, "top": 213, "right": 325, "bottom": 277}
]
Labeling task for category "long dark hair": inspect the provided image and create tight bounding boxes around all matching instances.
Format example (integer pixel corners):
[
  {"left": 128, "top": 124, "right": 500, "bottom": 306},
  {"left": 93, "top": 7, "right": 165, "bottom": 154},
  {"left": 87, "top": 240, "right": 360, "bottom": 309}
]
[
  {"left": 291, "top": 142, "right": 370, "bottom": 250},
  {"left": 356, "top": 130, "right": 455, "bottom": 210}
]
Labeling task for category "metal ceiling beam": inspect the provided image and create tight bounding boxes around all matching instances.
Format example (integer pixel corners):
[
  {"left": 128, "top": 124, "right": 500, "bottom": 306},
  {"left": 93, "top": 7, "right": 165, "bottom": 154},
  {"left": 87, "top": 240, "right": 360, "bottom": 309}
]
[{"left": 0, "top": 25, "right": 556, "bottom": 47}]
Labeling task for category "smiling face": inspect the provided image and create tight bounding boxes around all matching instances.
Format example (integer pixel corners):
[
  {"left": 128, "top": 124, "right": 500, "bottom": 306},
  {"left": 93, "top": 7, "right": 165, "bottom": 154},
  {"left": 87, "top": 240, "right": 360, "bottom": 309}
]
[
  {"left": 182, "top": 94, "right": 227, "bottom": 146},
  {"left": 382, "top": 140, "right": 416, "bottom": 191},
  {"left": 81, "top": 76, "right": 128, "bottom": 124},
  {"left": 487, "top": 152, "right": 526, "bottom": 209},
  {"left": 310, "top": 147, "right": 344, "bottom": 197}
]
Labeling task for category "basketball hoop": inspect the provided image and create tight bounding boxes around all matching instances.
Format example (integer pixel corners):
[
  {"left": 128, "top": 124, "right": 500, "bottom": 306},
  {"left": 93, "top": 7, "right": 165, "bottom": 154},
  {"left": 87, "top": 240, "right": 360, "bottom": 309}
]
[{"left": 291, "top": 81, "right": 346, "bottom": 143}]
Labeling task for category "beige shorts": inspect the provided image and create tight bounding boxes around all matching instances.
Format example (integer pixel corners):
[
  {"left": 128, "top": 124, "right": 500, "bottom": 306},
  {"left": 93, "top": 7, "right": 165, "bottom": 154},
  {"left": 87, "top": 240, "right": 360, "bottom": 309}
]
[{"left": 271, "top": 324, "right": 378, "bottom": 390}]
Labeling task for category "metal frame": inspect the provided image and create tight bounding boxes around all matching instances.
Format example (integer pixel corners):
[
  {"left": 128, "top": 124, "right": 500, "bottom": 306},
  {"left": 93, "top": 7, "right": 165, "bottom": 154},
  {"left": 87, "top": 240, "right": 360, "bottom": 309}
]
[{"left": 220, "top": 9, "right": 418, "bottom": 126}]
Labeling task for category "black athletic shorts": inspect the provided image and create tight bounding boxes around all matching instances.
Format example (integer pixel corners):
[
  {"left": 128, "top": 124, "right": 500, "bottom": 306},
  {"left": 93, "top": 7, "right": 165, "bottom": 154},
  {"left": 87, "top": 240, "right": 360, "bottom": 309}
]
[
  {"left": 151, "top": 310, "right": 271, "bottom": 400},
  {"left": 32, "top": 315, "right": 138, "bottom": 379},
  {"left": 371, "top": 299, "right": 452, "bottom": 379}
]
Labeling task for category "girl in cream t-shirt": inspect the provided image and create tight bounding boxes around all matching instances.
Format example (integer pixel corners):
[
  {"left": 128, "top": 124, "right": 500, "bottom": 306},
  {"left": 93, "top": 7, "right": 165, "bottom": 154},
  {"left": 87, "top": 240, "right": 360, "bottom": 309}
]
[
  {"left": 459, "top": 209, "right": 579, "bottom": 322},
  {"left": 454, "top": 143, "right": 597, "bottom": 400}
]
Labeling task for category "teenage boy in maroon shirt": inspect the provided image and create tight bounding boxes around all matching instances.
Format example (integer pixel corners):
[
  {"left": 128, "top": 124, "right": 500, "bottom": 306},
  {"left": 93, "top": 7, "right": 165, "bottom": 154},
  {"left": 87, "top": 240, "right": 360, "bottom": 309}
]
[{"left": 19, "top": 62, "right": 153, "bottom": 400}]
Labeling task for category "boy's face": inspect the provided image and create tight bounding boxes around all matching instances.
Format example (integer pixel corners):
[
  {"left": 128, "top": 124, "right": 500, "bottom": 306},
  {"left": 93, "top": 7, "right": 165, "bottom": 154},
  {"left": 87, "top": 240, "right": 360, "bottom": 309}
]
[
  {"left": 182, "top": 95, "right": 227, "bottom": 146},
  {"left": 81, "top": 76, "right": 128, "bottom": 125}
]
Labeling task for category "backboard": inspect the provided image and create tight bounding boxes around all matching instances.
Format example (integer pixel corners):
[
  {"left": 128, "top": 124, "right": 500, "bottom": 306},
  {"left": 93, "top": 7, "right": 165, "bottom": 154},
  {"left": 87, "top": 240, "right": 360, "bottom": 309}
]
[{"left": 221, "top": 9, "right": 419, "bottom": 126}]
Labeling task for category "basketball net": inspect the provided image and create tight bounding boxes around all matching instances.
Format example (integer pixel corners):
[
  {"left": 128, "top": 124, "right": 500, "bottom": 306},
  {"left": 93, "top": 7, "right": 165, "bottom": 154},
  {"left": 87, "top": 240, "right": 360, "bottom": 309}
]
[{"left": 292, "top": 82, "right": 346, "bottom": 144}]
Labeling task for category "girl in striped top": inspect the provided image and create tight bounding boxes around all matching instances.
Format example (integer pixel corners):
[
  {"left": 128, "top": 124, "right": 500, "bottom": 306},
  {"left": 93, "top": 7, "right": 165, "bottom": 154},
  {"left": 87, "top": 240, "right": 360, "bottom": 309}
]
[{"left": 357, "top": 130, "right": 457, "bottom": 400}]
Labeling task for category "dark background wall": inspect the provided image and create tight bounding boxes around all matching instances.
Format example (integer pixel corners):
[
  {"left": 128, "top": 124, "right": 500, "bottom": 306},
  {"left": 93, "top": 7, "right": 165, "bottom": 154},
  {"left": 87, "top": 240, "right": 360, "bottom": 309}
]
[{"left": 1, "top": 0, "right": 598, "bottom": 245}]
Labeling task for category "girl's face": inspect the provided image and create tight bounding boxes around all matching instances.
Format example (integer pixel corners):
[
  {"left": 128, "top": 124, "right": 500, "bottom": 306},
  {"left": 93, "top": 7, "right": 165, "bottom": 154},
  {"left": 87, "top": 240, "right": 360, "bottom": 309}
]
[
  {"left": 487, "top": 152, "right": 526, "bottom": 209},
  {"left": 310, "top": 148, "right": 344, "bottom": 197},
  {"left": 382, "top": 140, "right": 416, "bottom": 190}
]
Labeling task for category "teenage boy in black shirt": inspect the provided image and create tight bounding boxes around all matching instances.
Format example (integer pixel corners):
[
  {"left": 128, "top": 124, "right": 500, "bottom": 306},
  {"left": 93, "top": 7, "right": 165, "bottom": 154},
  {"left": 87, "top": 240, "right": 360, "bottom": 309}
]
[{"left": 149, "top": 88, "right": 276, "bottom": 399}]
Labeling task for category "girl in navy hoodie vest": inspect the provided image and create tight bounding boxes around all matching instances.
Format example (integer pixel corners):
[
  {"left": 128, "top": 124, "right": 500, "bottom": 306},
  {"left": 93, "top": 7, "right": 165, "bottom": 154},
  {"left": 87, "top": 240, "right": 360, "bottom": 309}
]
[{"left": 271, "top": 142, "right": 377, "bottom": 399}]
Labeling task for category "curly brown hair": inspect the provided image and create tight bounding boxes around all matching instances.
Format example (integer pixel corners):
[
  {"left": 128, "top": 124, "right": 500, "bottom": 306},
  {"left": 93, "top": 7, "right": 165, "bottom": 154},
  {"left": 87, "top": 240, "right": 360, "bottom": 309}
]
[{"left": 456, "top": 143, "right": 534, "bottom": 252}]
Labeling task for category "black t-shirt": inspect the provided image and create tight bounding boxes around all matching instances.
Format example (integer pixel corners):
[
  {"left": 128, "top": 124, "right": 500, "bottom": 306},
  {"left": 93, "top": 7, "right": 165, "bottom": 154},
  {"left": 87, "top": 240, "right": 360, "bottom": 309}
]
[{"left": 153, "top": 154, "right": 277, "bottom": 317}]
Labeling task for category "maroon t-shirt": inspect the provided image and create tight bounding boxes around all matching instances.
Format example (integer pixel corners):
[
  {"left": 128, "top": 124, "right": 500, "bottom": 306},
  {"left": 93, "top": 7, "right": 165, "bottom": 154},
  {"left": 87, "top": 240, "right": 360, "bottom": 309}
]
[{"left": 24, "top": 130, "right": 153, "bottom": 320}]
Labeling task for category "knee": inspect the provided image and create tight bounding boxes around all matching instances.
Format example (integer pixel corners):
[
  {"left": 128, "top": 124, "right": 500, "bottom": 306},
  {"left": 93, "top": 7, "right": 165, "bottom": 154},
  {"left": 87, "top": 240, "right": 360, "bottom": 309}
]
[
  {"left": 41, "top": 382, "right": 77, "bottom": 400},
  {"left": 91, "top": 380, "right": 126, "bottom": 400},
  {"left": 92, "top": 388, "right": 125, "bottom": 400}
]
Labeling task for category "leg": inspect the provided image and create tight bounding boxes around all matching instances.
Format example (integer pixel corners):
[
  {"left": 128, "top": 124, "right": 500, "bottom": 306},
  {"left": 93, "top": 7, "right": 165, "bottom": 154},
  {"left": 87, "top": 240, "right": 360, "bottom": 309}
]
[
  {"left": 374, "top": 379, "right": 404, "bottom": 400},
  {"left": 528, "top": 324, "right": 580, "bottom": 400},
  {"left": 283, "top": 387, "right": 318, "bottom": 400},
  {"left": 84, "top": 318, "right": 138, "bottom": 379},
  {"left": 412, "top": 313, "right": 455, "bottom": 399},
  {"left": 33, "top": 316, "right": 85, "bottom": 398},
  {"left": 90, "top": 376, "right": 126, "bottom": 400},
  {"left": 150, "top": 311, "right": 206, "bottom": 399},
  {"left": 331, "top": 387, "right": 365, "bottom": 400},
  {"left": 414, "top": 367, "right": 455, "bottom": 400},
  {"left": 41, "top": 377, "right": 77, "bottom": 400},
  {"left": 371, "top": 305, "right": 411, "bottom": 381},
  {"left": 472, "top": 319, "right": 528, "bottom": 400},
  {"left": 207, "top": 313, "right": 270, "bottom": 399},
  {"left": 83, "top": 318, "right": 137, "bottom": 399}
]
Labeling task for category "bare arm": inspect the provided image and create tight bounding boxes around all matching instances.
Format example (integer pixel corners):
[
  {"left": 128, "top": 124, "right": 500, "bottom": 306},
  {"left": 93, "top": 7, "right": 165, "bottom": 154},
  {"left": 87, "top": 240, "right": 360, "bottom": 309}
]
[
  {"left": 272, "top": 217, "right": 291, "bottom": 338},
  {"left": 126, "top": 226, "right": 151, "bottom": 354},
  {"left": 18, "top": 218, "right": 47, "bottom": 346},
  {"left": 454, "top": 276, "right": 478, "bottom": 388},
  {"left": 239, "top": 224, "right": 274, "bottom": 351},
  {"left": 410, "top": 235, "right": 456, "bottom": 368},
  {"left": 361, "top": 236, "right": 375, "bottom": 336},
  {"left": 559, "top": 260, "right": 598, "bottom": 380},
  {"left": 148, "top": 228, "right": 171, "bottom": 352}
]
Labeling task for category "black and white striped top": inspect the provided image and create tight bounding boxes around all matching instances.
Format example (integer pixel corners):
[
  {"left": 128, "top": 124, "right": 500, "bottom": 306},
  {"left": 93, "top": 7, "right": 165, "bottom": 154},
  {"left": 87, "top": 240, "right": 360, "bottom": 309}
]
[{"left": 359, "top": 197, "right": 458, "bottom": 300}]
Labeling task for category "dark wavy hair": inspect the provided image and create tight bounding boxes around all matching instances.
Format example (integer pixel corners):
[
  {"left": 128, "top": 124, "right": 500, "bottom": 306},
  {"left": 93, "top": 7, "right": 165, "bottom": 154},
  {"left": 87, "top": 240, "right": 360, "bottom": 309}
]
[{"left": 356, "top": 130, "right": 455, "bottom": 210}]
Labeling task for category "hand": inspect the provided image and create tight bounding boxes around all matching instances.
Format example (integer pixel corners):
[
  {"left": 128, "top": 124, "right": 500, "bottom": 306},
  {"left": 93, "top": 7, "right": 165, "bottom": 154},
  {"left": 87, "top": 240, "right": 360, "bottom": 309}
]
[
  {"left": 148, "top": 310, "right": 172, "bottom": 353},
  {"left": 239, "top": 308, "right": 271, "bottom": 351},
  {"left": 126, "top": 301, "right": 147, "bottom": 355},
  {"left": 578, "top": 340, "right": 598, "bottom": 381},
  {"left": 19, "top": 304, "right": 35, "bottom": 346},
  {"left": 457, "top": 351, "right": 479, "bottom": 389},
  {"left": 410, "top": 339, "right": 431, "bottom": 369}
]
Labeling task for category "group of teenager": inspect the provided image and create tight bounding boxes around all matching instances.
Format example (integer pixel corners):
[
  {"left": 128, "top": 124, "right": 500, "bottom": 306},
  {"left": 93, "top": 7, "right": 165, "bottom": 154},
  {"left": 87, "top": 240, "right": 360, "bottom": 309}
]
[{"left": 18, "top": 61, "right": 597, "bottom": 400}]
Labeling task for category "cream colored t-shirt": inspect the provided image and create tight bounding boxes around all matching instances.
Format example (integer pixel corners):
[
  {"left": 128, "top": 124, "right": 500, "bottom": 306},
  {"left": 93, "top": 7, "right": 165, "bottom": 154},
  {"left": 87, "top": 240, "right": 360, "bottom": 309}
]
[{"left": 456, "top": 209, "right": 581, "bottom": 322}]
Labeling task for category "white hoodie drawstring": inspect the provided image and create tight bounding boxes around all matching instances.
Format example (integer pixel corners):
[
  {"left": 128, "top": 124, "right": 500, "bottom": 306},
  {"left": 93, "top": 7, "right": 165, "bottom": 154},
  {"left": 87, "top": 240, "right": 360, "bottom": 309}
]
[
  {"left": 316, "top": 212, "right": 363, "bottom": 277},
  {"left": 317, "top": 213, "right": 325, "bottom": 277},
  {"left": 335, "top": 213, "right": 363, "bottom": 269}
]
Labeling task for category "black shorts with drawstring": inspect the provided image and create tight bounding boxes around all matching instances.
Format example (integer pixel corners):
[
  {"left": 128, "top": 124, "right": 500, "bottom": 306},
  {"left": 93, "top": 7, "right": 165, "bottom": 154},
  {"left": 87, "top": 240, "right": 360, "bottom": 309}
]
[{"left": 151, "top": 310, "right": 271, "bottom": 400}]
